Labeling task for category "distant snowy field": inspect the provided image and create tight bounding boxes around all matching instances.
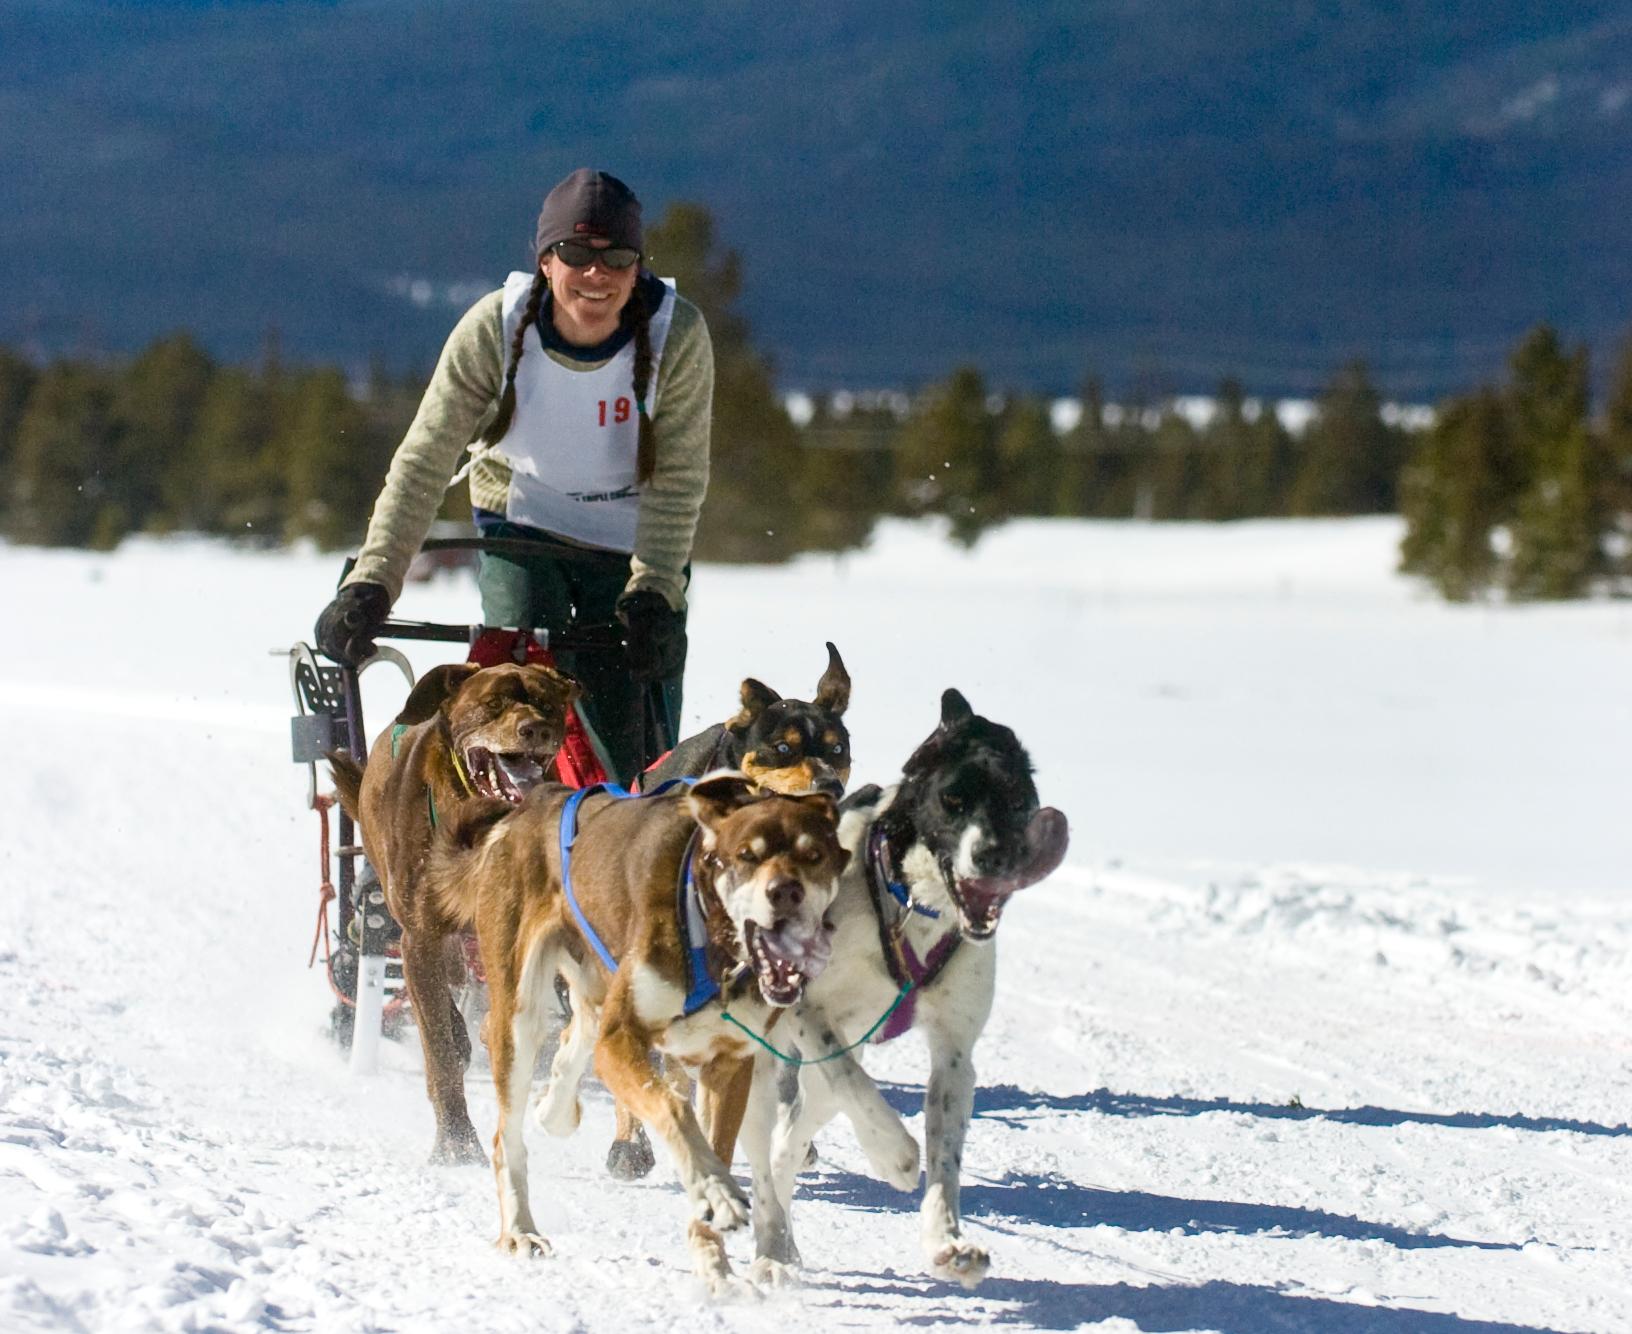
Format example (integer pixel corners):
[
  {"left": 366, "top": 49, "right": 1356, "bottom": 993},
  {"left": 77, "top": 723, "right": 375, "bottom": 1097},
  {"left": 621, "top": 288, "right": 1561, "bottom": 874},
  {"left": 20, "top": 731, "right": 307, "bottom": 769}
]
[{"left": 2, "top": 517, "right": 1629, "bottom": 1333}]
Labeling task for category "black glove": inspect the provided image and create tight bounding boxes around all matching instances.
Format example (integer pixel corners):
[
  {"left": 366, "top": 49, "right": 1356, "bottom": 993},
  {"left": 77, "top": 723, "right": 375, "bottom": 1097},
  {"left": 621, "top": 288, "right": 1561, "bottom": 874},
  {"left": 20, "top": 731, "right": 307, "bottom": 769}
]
[
  {"left": 616, "top": 590, "right": 686, "bottom": 683},
  {"left": 314, "top": 581, "right": 391, "bottom": 666}
]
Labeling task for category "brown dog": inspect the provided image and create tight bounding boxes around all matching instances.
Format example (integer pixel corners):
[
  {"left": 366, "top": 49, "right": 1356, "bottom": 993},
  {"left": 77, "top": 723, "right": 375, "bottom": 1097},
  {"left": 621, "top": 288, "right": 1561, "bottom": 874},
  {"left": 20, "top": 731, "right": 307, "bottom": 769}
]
[
  {"left": 602, "top": 642, "right": 854, "bottom": 1179},
  {"left": 427, "top": 774, "right": 849, "bottom": 1295},
  {"left": 330, "top": 659, "right": 579, "bottom": 1163}
]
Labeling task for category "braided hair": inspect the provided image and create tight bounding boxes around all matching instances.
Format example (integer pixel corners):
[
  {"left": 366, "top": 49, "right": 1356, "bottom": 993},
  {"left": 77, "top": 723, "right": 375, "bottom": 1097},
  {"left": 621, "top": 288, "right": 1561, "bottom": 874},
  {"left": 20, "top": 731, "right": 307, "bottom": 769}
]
[
  {"left": 482, "top": 267, "right": 547, "bottom": 446},
  {"left": 485, "top": 266, "right": 659, "bottom": 488},
  {"left": 628, "top": 280, "right": 657, "bottom": 485}
]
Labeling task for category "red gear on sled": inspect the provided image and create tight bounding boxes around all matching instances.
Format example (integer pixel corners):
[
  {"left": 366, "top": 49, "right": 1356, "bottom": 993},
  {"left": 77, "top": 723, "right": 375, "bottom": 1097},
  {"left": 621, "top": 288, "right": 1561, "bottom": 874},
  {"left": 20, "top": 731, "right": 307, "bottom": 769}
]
[
  {"left": 466, "top": 628, "right": 608, "bottom": 787},
  {"left": 465, "top": 628, "right": 672, "bottom": 788}
]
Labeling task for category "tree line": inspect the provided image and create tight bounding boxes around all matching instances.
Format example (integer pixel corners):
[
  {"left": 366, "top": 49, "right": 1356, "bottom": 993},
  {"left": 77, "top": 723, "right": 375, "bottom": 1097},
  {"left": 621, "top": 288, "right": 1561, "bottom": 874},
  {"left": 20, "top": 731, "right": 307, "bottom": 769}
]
[
  {"left": 0, "top": 203, "right": 1627, "bottom": 599},
  {"left": 1399, "top": 326, "right": 1632, "bottom": 600}
]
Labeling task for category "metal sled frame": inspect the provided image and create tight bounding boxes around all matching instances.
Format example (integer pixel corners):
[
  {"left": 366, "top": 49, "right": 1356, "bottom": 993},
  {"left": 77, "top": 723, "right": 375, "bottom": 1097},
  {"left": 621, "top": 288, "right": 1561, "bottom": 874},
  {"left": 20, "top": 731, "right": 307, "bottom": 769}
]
[{"left": 287, "top": 536, "right": 677, "bottom": 1073}]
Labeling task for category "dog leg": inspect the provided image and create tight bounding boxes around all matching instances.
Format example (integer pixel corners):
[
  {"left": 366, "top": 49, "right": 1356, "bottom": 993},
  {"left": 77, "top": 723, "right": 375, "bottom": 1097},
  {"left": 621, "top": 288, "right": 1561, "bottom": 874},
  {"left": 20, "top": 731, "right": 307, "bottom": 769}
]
[
  {"left": 534, "top": 996, "right": 598, "bottom": 1137},
  {"left": 607, "top": 1097, "right": 656, "bottom": 1181},
  {"left": 798, "top": 1013, "right": 919, "bottom": 1191},
  {"left": 919, "top": 1029, "right": 986, "bottom": 1288},
  {"left": 684, "top": 1054, "right": 759, "bottom": 1298},
  {"left": 399, "top": 928, "right": 484, "bottom": 1165},
  {"left": 697, "top": 1053, "right": 753, "bottom": 1166},
  {"left": 686, "top": 1219, "right": 757, "bottom": 1302},
  {"left": 595, "top": 998, "right": 748, "bottom": 1234},
  {"left": 488, "top": 959, "right": 554, "bottom": 1258},
  {"left": 742, "top": 1051, "right": 802, "bottom": 1287}
]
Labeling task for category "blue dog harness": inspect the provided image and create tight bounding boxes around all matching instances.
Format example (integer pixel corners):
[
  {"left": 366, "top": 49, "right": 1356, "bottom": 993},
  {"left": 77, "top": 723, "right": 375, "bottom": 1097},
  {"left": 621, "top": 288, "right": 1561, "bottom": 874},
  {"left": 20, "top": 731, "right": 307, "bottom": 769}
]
[{"left": 558, "top": 780, "right": 718, "bottom": 1016}]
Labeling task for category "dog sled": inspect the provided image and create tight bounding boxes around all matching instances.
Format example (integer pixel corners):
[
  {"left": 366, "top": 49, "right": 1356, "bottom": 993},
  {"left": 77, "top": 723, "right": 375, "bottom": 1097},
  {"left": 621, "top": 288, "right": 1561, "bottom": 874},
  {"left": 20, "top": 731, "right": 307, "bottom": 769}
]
[{"left": 286, "top": 536, "right": 675, "bottom": 1072}]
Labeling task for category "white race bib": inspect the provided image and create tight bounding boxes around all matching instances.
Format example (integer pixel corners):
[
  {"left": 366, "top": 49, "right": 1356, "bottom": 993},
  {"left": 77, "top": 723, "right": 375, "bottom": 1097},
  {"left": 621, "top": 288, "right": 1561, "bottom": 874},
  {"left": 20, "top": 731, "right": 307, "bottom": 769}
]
[{"left": 494, "top": 271, "right": 675, "bottom": 551}]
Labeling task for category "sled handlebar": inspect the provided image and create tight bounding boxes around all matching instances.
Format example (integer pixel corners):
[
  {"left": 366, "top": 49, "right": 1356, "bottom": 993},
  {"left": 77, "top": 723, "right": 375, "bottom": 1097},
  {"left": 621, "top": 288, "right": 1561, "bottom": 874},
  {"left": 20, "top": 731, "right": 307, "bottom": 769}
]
[
  {"left": 371, "top": 618, "right": 625, "bottom": 651},
  {"left": 336, "top": 534, "right": 637, "bottom": 652}
]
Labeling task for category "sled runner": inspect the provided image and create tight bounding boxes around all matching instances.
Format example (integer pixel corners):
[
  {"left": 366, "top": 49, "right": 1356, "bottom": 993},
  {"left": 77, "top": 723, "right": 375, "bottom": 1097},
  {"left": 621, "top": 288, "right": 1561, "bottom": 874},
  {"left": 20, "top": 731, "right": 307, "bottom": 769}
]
[{"left": 287, "top": 536, "right": 676, "bottom": 1072}]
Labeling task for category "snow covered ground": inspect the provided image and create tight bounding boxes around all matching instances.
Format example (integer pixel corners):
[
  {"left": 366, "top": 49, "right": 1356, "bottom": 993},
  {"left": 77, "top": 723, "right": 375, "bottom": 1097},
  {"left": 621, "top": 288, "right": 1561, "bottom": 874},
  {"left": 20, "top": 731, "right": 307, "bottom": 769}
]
[{"left": 1, "top": 516, "right": 1629, "bottom": 1333}]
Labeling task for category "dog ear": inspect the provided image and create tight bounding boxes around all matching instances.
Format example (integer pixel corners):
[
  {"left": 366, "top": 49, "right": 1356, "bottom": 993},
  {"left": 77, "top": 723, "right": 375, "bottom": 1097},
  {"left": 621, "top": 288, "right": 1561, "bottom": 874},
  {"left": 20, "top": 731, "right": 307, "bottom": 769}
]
[
  {"left": 726, "top": 678, "right": 781, "bottom": 735},
  {"left": 687, "top": 771, "right": 760, "bottom": 836},
  {"left": 794, "top": 790, "right": 838, "bottom": 822},
  {"left": 939, "top": 688, "right": 974, "bottom": 729},
  {"left": 813, "top": 642, "right": 851, "bottom": 716},
  {"left": 794, "top": 792, "right": 849, "bottom": 869},
  {"left": 521, "top": 661, "right": 581, "bottom": 705},
  {"left": 397, "top": 663, "right": 482, "bottom": 726}
]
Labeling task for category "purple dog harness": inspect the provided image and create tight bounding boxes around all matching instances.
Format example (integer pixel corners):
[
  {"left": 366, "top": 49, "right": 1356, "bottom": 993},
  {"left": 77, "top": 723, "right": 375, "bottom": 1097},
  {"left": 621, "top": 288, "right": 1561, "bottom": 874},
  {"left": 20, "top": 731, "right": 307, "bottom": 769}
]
[{"left": 864, "top": 825, "right": 961, "bottom": 1043}]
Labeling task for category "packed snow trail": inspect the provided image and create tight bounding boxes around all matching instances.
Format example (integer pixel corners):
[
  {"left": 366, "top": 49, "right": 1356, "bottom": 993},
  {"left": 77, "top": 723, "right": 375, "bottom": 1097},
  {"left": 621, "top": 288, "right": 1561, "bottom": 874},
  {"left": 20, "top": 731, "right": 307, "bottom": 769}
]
[{"left": 2, "top": 519, "right": 1628, "bottom": 1333}]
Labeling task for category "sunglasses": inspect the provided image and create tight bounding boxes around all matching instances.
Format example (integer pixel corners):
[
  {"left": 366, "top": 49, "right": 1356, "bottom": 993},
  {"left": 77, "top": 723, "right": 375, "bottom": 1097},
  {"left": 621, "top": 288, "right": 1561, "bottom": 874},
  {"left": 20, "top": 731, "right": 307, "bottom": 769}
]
[{"left": 549, "top": 240, "right": 641, "bottom": 270}]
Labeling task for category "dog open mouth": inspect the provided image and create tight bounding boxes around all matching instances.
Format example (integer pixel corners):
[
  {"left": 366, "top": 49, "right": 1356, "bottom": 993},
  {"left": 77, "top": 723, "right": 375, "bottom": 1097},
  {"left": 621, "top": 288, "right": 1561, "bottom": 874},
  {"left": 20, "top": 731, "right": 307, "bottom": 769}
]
[
  {"left": 950, "top": 807, "right": 1071, "bottom": 940},
  {"left": 744, "top": 920, "right": 833, "bottom": 1007},
  {"left": 463, "top": 747, "right": 553, "bottom": 803}
]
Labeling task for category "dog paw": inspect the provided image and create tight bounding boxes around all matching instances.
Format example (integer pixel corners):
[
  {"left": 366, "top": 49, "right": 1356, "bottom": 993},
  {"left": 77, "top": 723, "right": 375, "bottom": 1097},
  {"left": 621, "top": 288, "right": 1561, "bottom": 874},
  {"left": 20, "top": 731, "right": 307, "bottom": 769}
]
[
  {"left": 693, "top": 1173, "right": 750, "bottom": 1232},
  {"left": 702, "top": 1270, "right": 761, "bottom": 1303},
  {"left": 860, "top": 1124, "right": 920, "bottom": 1192},
  {"left": 747, "top": 1256, "right": 803, "bottom": 1290},
  {"left": 606, "top": 1131, "right": 656, "bottom": 1180},
  {"left": 429, "top": 1127, "right": 487, "bottom": 1166},
  {"left": 929, "top": 1239, "right": 989, "bottom": 1289},
  {"left": 532, "top": 1088, "right": 581, "bottom": 1138},
  {"left": 496, "top": 1230, "right": 552, "bottom": 1259}
]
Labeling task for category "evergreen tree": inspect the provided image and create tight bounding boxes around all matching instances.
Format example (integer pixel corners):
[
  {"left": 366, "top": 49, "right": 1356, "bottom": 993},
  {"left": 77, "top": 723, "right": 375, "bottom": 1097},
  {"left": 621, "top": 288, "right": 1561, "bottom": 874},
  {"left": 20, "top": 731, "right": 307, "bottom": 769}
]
[
  {"left": 0, "top": 347, "right": 38, "bottom": 477},
  {"left": 1147, "top": 409, "right": 1203, "bottom": 519},
  {"left": 277, "top": 368, "right": 379, "bottom": 549},
  {"left": 1602, "top": 330, "right": 1632, "bottom": 586},
  {"left": 1195, "top": 379, "right": 1299, "bottom": 520},
  {"left": 1506, "top": 430, "right": 1600, "bottom": 599},
  {"left": 790, "top": 429, "right": 890, "bottom": 553},
  {"left": 182, "top": 366, "right": 280, "bottom": 536},
  {"left": 644, "top": 202, "right": 800, "bottom": 563},
  {"left": 4, "top": 362, "right": 120, "bottom": 546},
  {"left": 1504, "top": 326, "right": 1601, "bottom": 599},
  {"left": 892, "top": 366, "right": 1000, "bottom": 545},
  {"left": 1052, "top": 375, "right": 1105, "bottom": 517},
  {"left": 993, "top": 395, "right": 1057, "bottom": 518},
  {"left": 1199, "top": 378, "right": 1254, "bottom": 520},
  {"left": 112, "top": 333, "right": 215, "bottom": 533},
  {"left": 1398, "top": 388, "right": 1510, "bottom": 599},
  {"left": 1288, "top": 361, "right": 1403, "bottom": 516}
]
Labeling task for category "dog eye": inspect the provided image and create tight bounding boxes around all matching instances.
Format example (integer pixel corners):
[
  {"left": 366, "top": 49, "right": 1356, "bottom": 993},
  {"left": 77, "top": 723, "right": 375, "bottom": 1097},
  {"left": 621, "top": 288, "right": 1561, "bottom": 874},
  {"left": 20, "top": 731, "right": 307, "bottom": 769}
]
[
  {"left": 941, "top": 792, "right": 964, "bottom": 813},
  {"left": 831, "top": 743, "right": 845, "bottom": 756},
  {"left": 776, "top": 742, "right": 792, "bottom": 756},
  {"left": 736, "top": 846, "right": 759, "bottom": 864}
]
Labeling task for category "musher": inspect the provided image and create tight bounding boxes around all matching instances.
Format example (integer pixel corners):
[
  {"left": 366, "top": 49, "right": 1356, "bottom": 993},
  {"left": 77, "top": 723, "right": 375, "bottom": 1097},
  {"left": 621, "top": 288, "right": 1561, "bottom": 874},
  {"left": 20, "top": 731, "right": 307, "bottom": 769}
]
[{"left": 313, "top": 168, "right": 714, "bottom": 784}]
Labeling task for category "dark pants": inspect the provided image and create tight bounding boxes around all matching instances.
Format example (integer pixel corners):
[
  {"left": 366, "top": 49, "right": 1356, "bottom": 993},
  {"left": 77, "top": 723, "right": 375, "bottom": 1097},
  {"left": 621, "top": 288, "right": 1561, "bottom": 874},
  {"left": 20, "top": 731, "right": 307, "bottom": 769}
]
[{"left": 473, "top": 514, "right": 685, "bottom": 785}]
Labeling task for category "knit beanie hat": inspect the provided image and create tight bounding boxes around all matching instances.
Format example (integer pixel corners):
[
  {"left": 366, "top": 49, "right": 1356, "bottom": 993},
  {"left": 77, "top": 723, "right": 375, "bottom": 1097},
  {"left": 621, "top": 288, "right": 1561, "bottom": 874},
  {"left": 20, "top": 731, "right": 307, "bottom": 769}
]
[{"left": 534, "top": 169, "right": 643, "bottom": 256}]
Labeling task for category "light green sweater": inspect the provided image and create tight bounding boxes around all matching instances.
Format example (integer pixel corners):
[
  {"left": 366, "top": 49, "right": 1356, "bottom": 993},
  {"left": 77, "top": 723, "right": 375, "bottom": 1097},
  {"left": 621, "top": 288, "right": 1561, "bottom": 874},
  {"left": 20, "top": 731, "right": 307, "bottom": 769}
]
[{"left": 346, "top": 287, "right": 713, "bottom": 611}]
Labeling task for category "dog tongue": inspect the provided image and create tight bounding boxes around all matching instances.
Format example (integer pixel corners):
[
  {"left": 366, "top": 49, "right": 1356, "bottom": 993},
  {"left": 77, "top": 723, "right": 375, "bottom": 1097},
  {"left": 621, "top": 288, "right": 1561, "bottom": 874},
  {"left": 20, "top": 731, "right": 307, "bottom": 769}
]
[
  {"left": 958, "top": 807, "right": 1071, "bottom": 903},
  {"left": 756, "top": 922, "right": 833, "bottom": 991},
  {"left": 495, "top": 754, "right": 545, "bottom": 795}
]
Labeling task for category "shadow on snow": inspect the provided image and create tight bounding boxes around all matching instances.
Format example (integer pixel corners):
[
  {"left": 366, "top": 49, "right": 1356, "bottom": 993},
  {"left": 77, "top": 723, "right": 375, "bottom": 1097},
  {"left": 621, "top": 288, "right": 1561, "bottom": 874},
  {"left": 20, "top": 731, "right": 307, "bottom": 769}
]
[
  {"left": 872, "top": 1080, "right": 1629, "bottom": 1139},
  {"left": 818, "top": 1272, "right": 1572, "bottom": 1334},
  {"left": 800, "top": 1167, "right": 1519, "bottom": 1253}
]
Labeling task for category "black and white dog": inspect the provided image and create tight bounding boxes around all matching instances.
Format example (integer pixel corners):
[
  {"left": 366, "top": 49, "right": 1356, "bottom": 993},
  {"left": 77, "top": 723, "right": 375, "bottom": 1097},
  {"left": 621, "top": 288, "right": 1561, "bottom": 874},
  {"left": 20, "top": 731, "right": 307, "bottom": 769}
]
[{"left": 738, "top": 688, "right": 1070, "bottom": 1288}]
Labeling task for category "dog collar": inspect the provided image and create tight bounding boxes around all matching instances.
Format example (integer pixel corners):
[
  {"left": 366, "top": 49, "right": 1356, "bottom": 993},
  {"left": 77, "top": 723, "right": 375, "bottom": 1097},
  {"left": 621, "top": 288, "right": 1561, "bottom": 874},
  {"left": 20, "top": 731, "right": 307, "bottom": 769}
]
[
  {"left": 434, "top": 716, "right": 479, "bottom": 799},
  {"left": 867, "top": 824, "right": 941, "bottom": 919},
  {"left": 677, "top": 829, "right": 723, "bottom": 1015},
  {"left": 863, "top": 825, "right": 960, "bottom": 1042},
  {"left": 390, "top": 722, "right": 477, "bottom": 832}
]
